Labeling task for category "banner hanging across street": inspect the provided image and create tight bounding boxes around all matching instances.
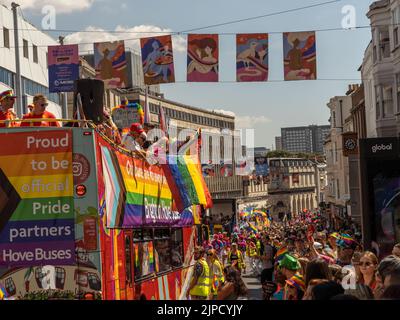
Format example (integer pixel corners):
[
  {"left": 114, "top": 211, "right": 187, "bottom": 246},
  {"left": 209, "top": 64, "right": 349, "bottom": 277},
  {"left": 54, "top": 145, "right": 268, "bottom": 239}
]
[
  {"left": 236, "top": 33, "right": 269, "bottom": 82},
  {"left": 48, "top": 44, "right": 79, "bottom": 93},
  {"left": 94, "top": 41, "right": 128, "bottom": 89},
  {"left": 140, "top": 35, "right": 175, "bottom": 85},
  {"left": 0, "top": 130, "right": 75, "bottom": 267},
  {"left": 187, "top": 34, "right": 219, "bottom": 82},
  {"left": 283, "top": 31, "right": 317, "bottom": 81}
]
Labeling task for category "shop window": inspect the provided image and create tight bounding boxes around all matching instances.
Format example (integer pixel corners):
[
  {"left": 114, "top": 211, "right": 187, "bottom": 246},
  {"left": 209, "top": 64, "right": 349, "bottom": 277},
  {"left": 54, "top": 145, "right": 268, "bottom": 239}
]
[
  {"left": 88, "top": 273, "right": 101, "bottom": 291},
  {"left": 55, "top": 267, "right": 66, "bottom": 290},
  {"left": 154, "top": 229, "right": 172, "bottom": 273},
  {"left": 170, "top": 228, "right": 184, "bottom": 268},
  {"left": 5, "top": 277, "right": 16, "bottom": 296}
]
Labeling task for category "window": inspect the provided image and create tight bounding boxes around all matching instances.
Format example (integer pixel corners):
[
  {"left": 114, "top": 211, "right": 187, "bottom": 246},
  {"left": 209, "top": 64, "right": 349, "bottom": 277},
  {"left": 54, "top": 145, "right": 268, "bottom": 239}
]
[
  {"left": 23, "top": 39, "right": 29, "bottom": 59},
  {"left": 125, "top": 235, "right": 133, "bottom": 284},
  {"left": 35, "top": 267, "right": 46, "bottom": 288},
  {"left": 397, "top": 73, "right": 400, "bottom": 113},
  {"left": 375, "top": 86, "right": 381, "bottom": 119},
  {"left": 33, "top": 44, "right": 38, "bottom": 63},
  {"left": 383, "top": 85, "right": 393, "bottom": 117},
  {"left": 55, "top": 267, "right": 66, "bottom": 289},
  {"left": 132, "top": 229, "right": 155, "bottom": 280},
  {"left": 4, "top": 278, "right": 16, "bottom": 296},
  {"left": 154, "top": 229, "right": 172, "bottom": 273},
  {"left": 3, "top": 27, "right": 10, "bottom": 48},
  {"left": 332, "top": 111, "right": 336, "bottom": 128},
  {"left": 393, "top": 7, "right": 400, "bottom": 47},
  {"left": 379, "top": 28, "right": 390, "bottom": 59},
  {"left": 87, "top": 273, "right": 101, "bottom": 290},
  {"left": 336, "top": 179, "right": 340, "bottom": 199},
  {"left": 170, "top": 229, "right": 184, "bottom": 268},
  {"left": 0, "top": 67, "right": 14, "bottom": 88}
]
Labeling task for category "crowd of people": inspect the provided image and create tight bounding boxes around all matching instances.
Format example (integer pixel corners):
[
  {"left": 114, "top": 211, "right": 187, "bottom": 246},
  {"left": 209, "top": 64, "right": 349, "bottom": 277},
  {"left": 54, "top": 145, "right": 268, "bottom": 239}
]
[{"left": 187, "top": 210, "right": 400, "bottom": 301}]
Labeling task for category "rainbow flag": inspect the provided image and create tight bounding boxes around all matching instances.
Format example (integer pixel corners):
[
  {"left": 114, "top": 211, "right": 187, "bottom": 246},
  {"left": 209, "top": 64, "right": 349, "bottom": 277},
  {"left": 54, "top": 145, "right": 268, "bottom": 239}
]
[
  {"left": 161, "top": 154, "right": 213, "bottom": 213},
  {"left": 248, "top": 222, "right": 258, "bottom": 233},
  {"left": 275, "top": 246, "right": 288, "bottom": 261},
  {"left": 0, "top": 283, "right": 8, "bottom": 299}
]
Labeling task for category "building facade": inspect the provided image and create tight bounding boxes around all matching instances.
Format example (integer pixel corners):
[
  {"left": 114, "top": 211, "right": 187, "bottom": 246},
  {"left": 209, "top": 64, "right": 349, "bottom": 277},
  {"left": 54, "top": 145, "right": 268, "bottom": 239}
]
[
  {"left": 324, "top": 95, "right": 353, "bottom": 227},
  {"left": 275, "top": 136, "right": 282, "bottom": 150},
  {"left": 268, "top": 158, "right": 318, "bottom": 221},
  {"left": 281, "top": 125, "right": 330, "bottom": 154},
  {"left": 364, "top": 0, "right": 400, "bottom": 137},
  {"left": 0, "top": 4, "right": 62, "bottom": 117}
]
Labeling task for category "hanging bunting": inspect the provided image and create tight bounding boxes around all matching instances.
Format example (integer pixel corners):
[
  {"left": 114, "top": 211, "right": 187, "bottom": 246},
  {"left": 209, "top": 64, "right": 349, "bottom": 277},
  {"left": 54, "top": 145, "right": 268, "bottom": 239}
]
[
  {"left": 140, "top": 35, "right": 175, "bottom": 85},
  {"left": 159, "top": 103, "right": 167, "bottom": 132},
  {"left": 283, "top": 31, "right": 317, "bottom": 81},
  {"left": 187, "top": 34, "right": 219, "bottom": 82},
  {"left": 94, "top": 40, "right": 128, "bottom": 88},
  {"left": 236, "top": 33, "right": 269, "bottom": 82}
]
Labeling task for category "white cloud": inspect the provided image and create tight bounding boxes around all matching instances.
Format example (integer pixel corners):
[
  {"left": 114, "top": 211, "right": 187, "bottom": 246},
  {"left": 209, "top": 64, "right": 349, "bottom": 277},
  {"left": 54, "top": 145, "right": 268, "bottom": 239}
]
[
  {"left": 0, "top": 0, "right": 96, "bottom": 13},
  {"left": 64, "top": 25, "right": 186, "bottom": 54},
  {"left": 211, "top": 109, "right": 236, "bottom": 117},
  {"left": 235, "top": 115, "right": 271, "bottom": 128}
]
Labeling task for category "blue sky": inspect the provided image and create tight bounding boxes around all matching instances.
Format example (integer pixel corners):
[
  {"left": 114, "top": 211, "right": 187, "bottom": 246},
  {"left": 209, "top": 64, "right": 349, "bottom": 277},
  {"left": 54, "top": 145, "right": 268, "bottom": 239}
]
[{"left": 21, "top": 0, "right": 373, "bottom": 149}]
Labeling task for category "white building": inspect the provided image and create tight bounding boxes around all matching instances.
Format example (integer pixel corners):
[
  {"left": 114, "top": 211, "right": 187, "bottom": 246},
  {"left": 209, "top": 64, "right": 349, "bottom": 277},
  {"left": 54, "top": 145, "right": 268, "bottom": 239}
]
[
  {"left": 363, "top": 0, "right": 400, "bottom": 137},
  {"left": 0, "top": 4, "right": 61, "bottom": 117},
  {"left": 324, "top": 95, "right": 352, "bottom": 219}
]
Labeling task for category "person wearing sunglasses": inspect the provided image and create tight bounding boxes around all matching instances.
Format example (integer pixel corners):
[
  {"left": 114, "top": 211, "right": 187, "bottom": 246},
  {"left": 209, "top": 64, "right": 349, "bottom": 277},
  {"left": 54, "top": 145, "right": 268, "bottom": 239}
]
[
  {"left": 358, "top": 251, "right": 378, "bottom": 291},
  {"left": 0, "top": 90, "right": 18, "bottom": 128},
  {"left": 21, "top": 94, "right": 60, "bottom": 127}
]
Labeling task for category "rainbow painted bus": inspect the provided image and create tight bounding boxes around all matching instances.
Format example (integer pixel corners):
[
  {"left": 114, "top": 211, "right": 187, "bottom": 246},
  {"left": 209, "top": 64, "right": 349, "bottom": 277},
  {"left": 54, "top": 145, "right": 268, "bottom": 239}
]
[{"left": 0, "top": 125, "right": 202, "bottom": 300}]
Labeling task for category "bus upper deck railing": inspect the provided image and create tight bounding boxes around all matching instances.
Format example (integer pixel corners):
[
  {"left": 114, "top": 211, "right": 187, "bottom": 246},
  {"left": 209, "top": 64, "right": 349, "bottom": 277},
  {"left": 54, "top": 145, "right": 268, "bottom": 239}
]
[{"left": 0, "top": 118, "right": 149, "bottom": 161}]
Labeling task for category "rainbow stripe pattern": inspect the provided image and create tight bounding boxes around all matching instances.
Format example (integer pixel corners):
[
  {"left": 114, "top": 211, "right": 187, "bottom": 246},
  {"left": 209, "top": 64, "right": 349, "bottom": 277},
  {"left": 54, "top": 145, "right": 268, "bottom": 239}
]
[
  {"left": 275, "top": 246, "right": 288, "bottom": 261},
  {"left": 286, "top": 274, "right": 306, "bottom": 292},
  {"left": 161, "top": 154, "right": 213, "bottom": 213}
]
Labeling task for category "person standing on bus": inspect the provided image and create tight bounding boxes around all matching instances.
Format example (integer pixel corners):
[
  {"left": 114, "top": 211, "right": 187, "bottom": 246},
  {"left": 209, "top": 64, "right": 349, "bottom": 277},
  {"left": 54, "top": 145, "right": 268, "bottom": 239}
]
[
  {"left": 20, "top": 94, "right": 60, "bottom": 127},
  {"left": 188, "top": 246, "right": 211, "bottom": 300},
  {"left": 0, "top": 90, "right": 18, "bottom": 127}
]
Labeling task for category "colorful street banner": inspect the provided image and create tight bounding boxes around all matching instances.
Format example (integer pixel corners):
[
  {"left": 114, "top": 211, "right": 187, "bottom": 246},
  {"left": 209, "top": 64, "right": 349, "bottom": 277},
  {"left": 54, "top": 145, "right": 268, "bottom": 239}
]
[
  {"left": 95, "top": 134, "right": 195, "bottom": 227},
  {"left": 236, "top": 34, "right": 269, "bottom": 82},
  {"left": 187, "top": 34, "right": 219, "bottom": 82},
  {"left": 255, "top": 156, "right": 269, "bottom": 176},
  {"left": 0, "top": 130, "right": 75, "bottom": 267},
  {"left": 140, "top": 35, "right": 175, "bottom": 85},
  {"left": 292, "top": 173, "right": 300, "bottom": 184},
  {"left": 94, "top": 41, "right": 128, "bottom": 89},
  {"left": 283, "top": 31, "right": 317, "bottom": 81},
  {"left": 48, "top": 45, "right": 79, "bottom": 93}
]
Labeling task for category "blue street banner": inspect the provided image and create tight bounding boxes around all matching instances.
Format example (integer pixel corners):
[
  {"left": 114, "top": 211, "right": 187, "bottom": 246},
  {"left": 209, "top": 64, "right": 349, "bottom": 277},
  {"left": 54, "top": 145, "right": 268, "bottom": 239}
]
[{"left": 48, "top": 45, "right": 79, "bottom": 93}]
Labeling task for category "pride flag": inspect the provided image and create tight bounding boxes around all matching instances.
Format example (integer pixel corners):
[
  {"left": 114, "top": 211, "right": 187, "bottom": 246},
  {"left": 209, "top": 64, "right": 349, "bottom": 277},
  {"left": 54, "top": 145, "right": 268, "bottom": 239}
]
[
  {"left": 0, "top": 284, "right": 8, "bottom": 299},
  {"left": 275, "top": 246, "right": 288, "bottom": 261},
  {"left": 161, "top": 154, "right": 213, "bottom": 213},
  {"left": 248, "top": 222, "right": 258, "bottom": 233}
]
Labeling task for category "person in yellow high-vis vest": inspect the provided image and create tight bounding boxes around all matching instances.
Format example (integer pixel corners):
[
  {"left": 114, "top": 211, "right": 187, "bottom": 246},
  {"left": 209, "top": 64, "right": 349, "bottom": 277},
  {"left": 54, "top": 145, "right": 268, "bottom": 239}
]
[
  {"left": 188, "top": 246, "right": 211, "bottom": 300},
  {"left": 206, "top": 249, "right": 225, "bottom": 299}
]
